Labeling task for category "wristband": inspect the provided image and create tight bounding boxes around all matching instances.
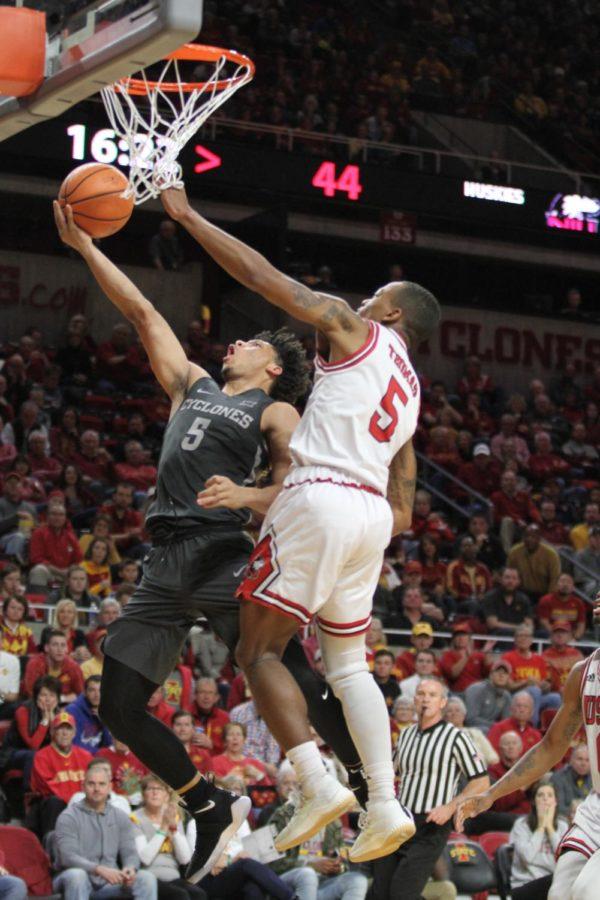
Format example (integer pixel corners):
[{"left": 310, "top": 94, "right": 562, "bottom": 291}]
[{"left": 156, "top": 829, "right": 167, "bottom": 838}]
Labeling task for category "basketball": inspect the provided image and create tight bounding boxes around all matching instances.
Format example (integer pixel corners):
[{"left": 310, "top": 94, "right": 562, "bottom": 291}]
[{"left": 58, "top": 162, "right": 134, "bottom": 238}]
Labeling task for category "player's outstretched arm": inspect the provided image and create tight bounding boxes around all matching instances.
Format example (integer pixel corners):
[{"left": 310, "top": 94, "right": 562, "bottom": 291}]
[
  {"left": 161, "top": 187, "right": 368, "bottom": 352},
  {"left": 53, "top": 202, "right": 202, "bottom": 405},
  {"left": 387, "top": 439, "right": 417, "bottom": 536},
  {"left": 455, "top": 659, "right": 585, "bottom": 831}
]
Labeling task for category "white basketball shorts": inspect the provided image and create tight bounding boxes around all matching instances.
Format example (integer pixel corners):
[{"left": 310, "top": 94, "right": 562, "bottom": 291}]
[
  {"left": 236, "top": 466, "right": 393, "bottom": 635},
  {"left": 558, "top": 791, "right": 600, "bottom": 860}
]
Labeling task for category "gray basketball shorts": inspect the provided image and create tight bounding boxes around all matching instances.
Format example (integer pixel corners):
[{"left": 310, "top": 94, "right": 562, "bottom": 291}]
[{"left": 103, "top": 529, "right": 253, "bottom": 686}]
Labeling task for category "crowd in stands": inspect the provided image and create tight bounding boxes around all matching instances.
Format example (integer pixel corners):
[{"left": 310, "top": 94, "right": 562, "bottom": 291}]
[
  {"left": 193, "top": 0, "right": 600, "bottom": 174},
  {"left": 0, "top": 310, "right": 598, "bottom": 897}
]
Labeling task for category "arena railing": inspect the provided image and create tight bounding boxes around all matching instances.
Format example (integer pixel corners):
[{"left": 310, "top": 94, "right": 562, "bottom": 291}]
[{"left": 201, "top": 115, "right": 600, "bottom": 193}]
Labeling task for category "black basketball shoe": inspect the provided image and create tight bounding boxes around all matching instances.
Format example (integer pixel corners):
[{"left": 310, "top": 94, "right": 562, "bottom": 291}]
[{"left": 186, "top": 781, "right": 251, "bottom": 884}]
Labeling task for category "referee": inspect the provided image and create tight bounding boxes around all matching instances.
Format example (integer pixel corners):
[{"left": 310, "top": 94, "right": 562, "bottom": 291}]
[{"left": 372, "top": 677, "right": 489, "bottom": 900}]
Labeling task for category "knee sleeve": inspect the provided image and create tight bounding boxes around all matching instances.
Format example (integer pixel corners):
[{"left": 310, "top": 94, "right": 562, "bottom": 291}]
[{"left": 318, "top": 630, "right": 369, "bottom": 699}]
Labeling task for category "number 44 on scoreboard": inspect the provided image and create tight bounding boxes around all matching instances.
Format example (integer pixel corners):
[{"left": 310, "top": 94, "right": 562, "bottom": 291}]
[{"left": 311, "top": 162, "right": 363, "bottom": 201}]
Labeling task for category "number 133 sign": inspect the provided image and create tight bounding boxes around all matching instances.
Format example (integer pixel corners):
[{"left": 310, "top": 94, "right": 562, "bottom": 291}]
[{"left": 380, "top": 210, "right": 417, "bottom": 244}]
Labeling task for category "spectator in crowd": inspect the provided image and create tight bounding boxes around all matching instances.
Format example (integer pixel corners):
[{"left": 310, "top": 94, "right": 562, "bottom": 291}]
[
  {"left": 570, "top": 502, "right": 600, "bottom": 551},
  {"left": 39, "top": 599, "right": 89, "bottom": 660},
  {"left": 501, "top": 625, "right": 561, "bottom": 725},
  {"left": 0, "top": 646, "right": 20, "bottom": 719},
  {"left": 210, "top": 722, "right": 272, "bottom": 786},
  {"left": 408, "top": 490, "right": 455, "bottom": 546},
  {"left": 26, "top": 431, "right": 62, "bottom": 486},
  {"left": 537, "top": 573, "right": 587, "bottom": 638},
  {"left": 445, "top": 536, "right": 492, "bottom": 613},
  {"left": 397, "top": 649, "right": 437, "bottom": 704},
  {"left": 562, "top": 422, "right": 599, "bottom": 473},
  {"left": 53, "top": 762, "right": 157, "bottom": 900},
  {"left": 456, "top": 443, "right": 502, "bottom": 498},
  {"left": 67, "top": 758, "right": 133, "bottom": 815},
  {"left": 481, "top": 567, "right": 534, "bottom": 635},
  {"left": 87, "top": 598, "right": 121, "bottom": 652},
  {"left": 114, "top": 442, "right": 158, "bottom": 495},
  {"left": 509, "top": 779, "right": 568, "bottom": 896},
  {"left": 0, "top": 852, "right": 27, "bottom": 900},
  {"left": 100, "top": 483, "right": 145, "bottom": 554},
  {"left": 96, "top": 323, "right": 146, "bottom": 392},
  {"left": 79, "top": 514, "right": 121, "bottom": 566},
  {"left": 256, "top": 761, "right": 297, "bottom": 829},
  {"left": 162, "top": 663, "right": 194, "bottom": 712},
  {"left": 0, "top": 472, "right": 37, "bottom": 563},
  {"left": 507, "top": 524, "right": 561, "bottom": 601},
  {"left": 81, "top": 628, "right": 107, "bottom": 680},
  {"left": 465, "top": 659, "right": 512, "bottom": 733},
  {"left": 115, "top": 558, "right": 140, "bottom": 589},
  {"left": 146, "top": 687, "right": 174, "bottom": 728},
  {"left": 55, "top": 565, "right": 96, "bottom": 616},
  {"left": 491, "top": 415, "right": 530, "bottom": 467},
  {"left": 439, "top": 623, "right": 491, "bottom": 693},
  {"left": 28, "top": 502, "right": 83, "bottom": 590},
  {"left": 4, "top": 402, "right": 46, "bottom": 455},
  {"left": 488, "top": 691, "right": 542, "bottom": 754},
  {"left": 82, "top": 538, "right": 112, "bottom": 598},
  {"left": 190, "top": 678, "right": 229, "bottom": 756},
  {"left": 0, "top": 675, "right": 60, "bottom": 788},
  {"left": 1, "top": 595, "right": 37, "bottom": 657},
  {"left": 66, "top": 675, "right": 113, "bottom": 755},
  {"left": 538, "top": 500, "right": 570, "bottom": 547},
  {"left": 372, "top": 649, "right": 401, "bottom": 711},
  {"left": 171, "top": 710, "right": 211, "bottom": 774},
  {"left": 30, "top": 711, "right": 93, "bottom": 837},
  {"left": 49, "top": 407, "right": 80, "bottom": 462},
  {"left": 391, "top": 586, "right": 439, "bottom": 632},
  {"left": 528, "top": 431, "right": 570, "bottom": 486},
  {"left": 444, "top": 695, "right": 498, "bottom": 767},
  {"left": 551, "top": 744, "right": 591, "bottom": 817},
  {"left": 230, "top": 697, "right": 281, "bottom": 774},
  {"left": 395, "top": 622, "right": 436, "bottom": 679},
  {"left": 390, "top": 696, "right": 416, "bottom": 747},
  {"left": 0, "top": 564, "right": 24, "bottom": 603},
  {"left": 456, "top": 513, "right": 506, "bottom": 573},
  {"left": 130, "top": 774, "right": 205, "bottom": 900},
  {"left": 415, "top": 535, "right": 447, "bottom": 598},
  {"left": 72, "top": 430, "right": 113, "bottom": 489},
  {"left": 24, "top": 630, "right": 84, "bottom": 702},
  {"left": 97, "top": 739, "right": 148, "bottom": 808},
  {"left": 466, "top": 731, "right": 530, "bottom": 836},
  {"left": 542, "top": 622, "right": 584, "bottom": 694},
  {"left": 191, "top": 625, "right": 229, "bottom": 682},
  {"left": 114, "top": 583, "right": 136, "bottom": 609},
  {"left": 491, "top": 470, "right": 541, "bottom": 553},
  {"left": 574, "top": 524, "right": 600, "bottom": 598},
  {"left": 148, "top": 220, "right": 184, "bottom": 271}
]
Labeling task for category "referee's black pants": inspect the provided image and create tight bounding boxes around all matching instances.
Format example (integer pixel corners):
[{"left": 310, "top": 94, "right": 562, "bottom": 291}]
[{"left": 370, "top": 814, "right": 452, "bottom": 900}]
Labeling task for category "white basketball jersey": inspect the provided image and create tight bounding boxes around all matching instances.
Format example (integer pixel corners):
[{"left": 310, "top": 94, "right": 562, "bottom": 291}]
[
  {"left": 289, "top": 321, "right": 421, "bottom": 493},
  {"left": 581, "top": 649, "right": 600, "bottom": 792}
]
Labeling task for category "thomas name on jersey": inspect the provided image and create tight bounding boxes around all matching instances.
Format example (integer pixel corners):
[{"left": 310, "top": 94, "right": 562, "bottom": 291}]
[
  {"left": 179, "top": 397, "right": 254, "bottom": 430},
  {"left": 388, "top": 343, "right": 419, "bottom": 398}
]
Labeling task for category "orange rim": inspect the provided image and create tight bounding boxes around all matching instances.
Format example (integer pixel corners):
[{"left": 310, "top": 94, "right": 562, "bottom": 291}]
[{"left": 117, "top": 43, "right": 255, "bottom": 96}]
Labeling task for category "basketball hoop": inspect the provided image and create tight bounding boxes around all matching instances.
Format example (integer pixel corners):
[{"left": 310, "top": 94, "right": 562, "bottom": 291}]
[{"left": 100, "top": 44, "right": 255, "bottom": 204}]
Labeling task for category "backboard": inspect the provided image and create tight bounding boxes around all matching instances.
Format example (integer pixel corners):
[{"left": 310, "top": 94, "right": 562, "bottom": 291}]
[{"left": 0, "top": 0, "right": 203, "bottom": 141}]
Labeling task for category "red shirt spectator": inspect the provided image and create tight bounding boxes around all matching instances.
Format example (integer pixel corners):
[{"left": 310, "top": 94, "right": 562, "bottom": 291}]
[
  {"left": 163, "top": 664, "right": 194, "bottom": 711},
  {"left": 147, "top": 687, "right": 174, "bottom": 727},
  {"left": 72, "top": 430, "right": 113, "bottom": 484},
  {"left": 30, "top": 712, "right": 92, "bottom": 802},
  {"left": 190, "top": 678, "right": 230, "bottom": 755},
  {"left": 487, "top": 742, "right": 530, "bottom": 815},
  {"left": 488, "top": 716, "right": 542, "bottom": 755},
  {"left": 410, "top": 491, "right": 455, "bottom": 543},
  {"left": 455, "top": 444, "right": 502, "bottom": 497},
  {"left": 27, "top": 432, "right": 62, "bottom": 485},
  {"left": 29, "top": 505, "right": 82, "bottom": 571},
  {"left": 171, "top": 711, "right": 212, "bottom": 774},
  {"left": 528, "top": 432, "right": 570, "bottom": 485},
  {"left": 502, "top": 627, "right": 550, "bottom": 689},
  {"left": 439, "top": 625, "right": 490, "bottom": 693},
  {"left": 211, "top": 722, "right": 273, "bottom": 785},
  {"left": 1, "top": 596, "right": 37, "bottom": 657},
  {"left": 114, "top": 441, "right": 157, "bottom": 493},
  {"left": 96, "top": 324, "right": 145, "bottom": 388},
  {"left": 457, "top": 358, "right": 494, "bottom": 398},
  {"left": 24, "top": 633, "right": 84, "bottom": 701},
  {"left": 538, "top": 500, "right": 570, "bottom": 546},
  {"left": 446, "top": 537, "right": 492, "bottom": 603},
  {"left": 542, "top": 622, "right": 584, "bottom": 692},
  {"left": 97, "top": 742, "right": 148, "bottom": 796},
  {"left": 491, "top": 415, "right": 530, "bottom": 467},
  {"left": 491, "top": 470, "right": 541, "bottom": 526},
  {"left": 227, "top": 672, "right": 251, "bottom": 711},
  {"left": 100, "top": 483, "right": 144, "bottom": 551},
  {"left": 537, "top": 573, "right": 587, "bottom": 639}
]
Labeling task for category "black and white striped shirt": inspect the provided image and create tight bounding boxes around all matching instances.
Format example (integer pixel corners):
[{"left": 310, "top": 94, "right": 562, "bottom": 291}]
[{"left": 394, "top": 720, "right": 487, "bottom": 813}]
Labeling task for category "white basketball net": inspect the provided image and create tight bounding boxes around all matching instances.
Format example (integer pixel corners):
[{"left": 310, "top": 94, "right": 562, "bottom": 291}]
[{"left": 101, "top": 52, "right": 254, "bottom": 204}]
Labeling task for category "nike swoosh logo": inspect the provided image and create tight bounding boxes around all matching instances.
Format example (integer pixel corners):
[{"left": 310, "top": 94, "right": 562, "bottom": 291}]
[
  {"left": 196, "top": 389, "right": 212, "bottom": 394},
  {"left": 195, "top": 800, "right": 216, "bottom": 814},
  {"left": 321, "top": 687, "right": 329, "bottom": 701},
  {"left": 233, "top": 565, "right": 246, "bottom": 578}
]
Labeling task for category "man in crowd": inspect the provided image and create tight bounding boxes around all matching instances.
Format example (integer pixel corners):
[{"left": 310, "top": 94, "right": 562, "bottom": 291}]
[
  {"left": 445, "top": 537, "right": 492, "bottom": 613},
  {"left": 392, "top": 587, "right": 440, "bottom": 633},
  {"left": 395, "top": 623, "right": 436, "bottom": 679},
  {"left": 439, "top": 623, "right": 490, "bottom": 694},
  {"left": 570, "top": 501, "right": 599, "bottom": 551},
  {"left": 457, "top": 512, "right": 505, "bottom": 572},
  {"left": 27, "top": 431, "right": 62, "bottom": 486},
  {"left": 30, "top": 711, "right": 93, "bottom": 837},
  {"left": 230, "top": 695, "right": 281, "bottom": 777},
  {"left": 96, "top": 739, "right": 148, "bottom": 808},
  {"left": 66, "top": 675, "right": 113, "bottom": 755},
  {"left": 487, "top": 691, "right": 542, "bottom": 754},
  {"left": 72, "top": 430, "right": 113, "bottom": 488},
  {"left": 464, "top": 659, "right": 512, "bottom": 733},
  {"left": 171, "top": 709, "right": 211, "bottom": 773},
  {"left": 190, "top": 678, "right": 230, "bottom": 756},
  {"left": 538, "top": 500, "right": 570, "bottom": 547},
  {"left": 96, "top": 323, "right": 146, "bottom": 391},
  {"left": 542, "top": 621, "right": 583, "bottom": 694},
  {"left": 551, "top": 744, "right": 591, "bottom": 817},
  {"left": 0, "top": 472, "right": 37, "bottom": 563},
  {"left": 506, "top": 524, "right": 561, "bottom": 602},
  {"left": 113, "top": 441, "right": 158, "bottom": 495},
  {"left": 466, "top": 731, "right": 530, "bottom": 835},
  {"left": 481, "top": 567, "right": 533, "bottom": 636},
  {"left": 490, "top": 469, "right": 540, "bottom": 552},
  {"left": 455, "top": 443, "right": 502, "bottom": 498},
  {"left": 100, "top": 483, "right": 145, "bottom": 555},
  {"left": 528, "top": 431, "right": 570, "bottom": 486},
  {"left": 53, "top": 761, "right": 157, "bottom": 900},
  {"left": 491, "top": 415, "right": 530, "bottom": 467},
  {"left": 537, "top": 573, "right": 587, "bottom": 638},
  {"left": 574, "top": 524, "right": 600, "bottom": 598},
  {"left": 86, "top": 599, "right": 121, "bottom": 654},
  {"left": 25, "top": 630, "right": 84, "bottom": 703},
  {"left": 398, "top": 650, "right": 438, "bottom": 704},
  {"left": 501, "top": 624, "right": 562, "bottom": 725},
  {"left": 28, "top": 502, "right": 83, "bottom": 590},
  {"left": 372, "top": 649, "right": 401, "bottom": 711}
]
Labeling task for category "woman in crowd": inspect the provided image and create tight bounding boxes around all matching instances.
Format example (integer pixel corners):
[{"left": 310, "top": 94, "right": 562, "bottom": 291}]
[
  {"left": 0, "top": 676, "right": 60, "bottom": 788},
  {"left": 211, "top": 722, "right": 272, "bottom": 786},
  {"left": 131, "top": 774, "right": 205, "bottom": 900},
  {"left": 50, "top": 565, "right": 96, "bottom": 619},
  {"left": 390, "top": 696, "right": 415, "bottom": 748},
  {"left": 78, "top": 514, "right": 120, "bottom": 566},
  {"left": 0, "top": 565, "right": 25, "bottom": 604},
  {"left": 38, "top": 599, "right": 89, "bottom": 661},
  {"left": 509, "top": 779, "right": 568, "bottom": 900},
  {"left": 0, "top": 595, "right": 37, "bottom": 658},
  {"left": 9, "top": 456, "right": 46, "bottom": 503},
  {"left": 416, "top": 534, "right": 447, "bottom": 597},
  {"left": 57, "top": 463, "right": 97, "bottom": 527},
  {"left": 82, "top": 538, "right": 112, "bottom": 598},
  {"left": 49, "top": 406, "right": 80, "bottom": 462}
]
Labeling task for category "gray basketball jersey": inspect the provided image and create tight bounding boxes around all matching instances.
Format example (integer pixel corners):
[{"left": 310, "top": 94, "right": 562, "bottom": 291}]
[{"left": 145, "top": 376, "right": 274, "bottom": 532}]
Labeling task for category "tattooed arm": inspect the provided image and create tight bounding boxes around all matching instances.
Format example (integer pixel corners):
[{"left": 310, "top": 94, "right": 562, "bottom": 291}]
[
  {"left": 387, "top": 440, "right": 417, "bottom": 536},
  {"left": 160, "top": 187, "right": 368, "bottom": 357},
  {"left": 455, "top": 660, "right": 585, "bottom": 831}
]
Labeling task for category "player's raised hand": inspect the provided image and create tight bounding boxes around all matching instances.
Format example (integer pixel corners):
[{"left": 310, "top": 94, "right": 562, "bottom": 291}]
[
  {"left": 454, "top": 792, "right": 493, "bottom": 832},
  {"left": 53, "top": 200, "right": 92, "bottom": 253},
  {"left": 197, "top": 475, "right": 246, "bottom": 510},
  {"left": 160, "top": 185, "right": 191, "bottom": 222}
]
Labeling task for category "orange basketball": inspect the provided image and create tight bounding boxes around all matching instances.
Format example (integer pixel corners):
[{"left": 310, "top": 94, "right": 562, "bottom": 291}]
[{"left": 58, "top": 163, "right": 134, "bottom": 238}]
